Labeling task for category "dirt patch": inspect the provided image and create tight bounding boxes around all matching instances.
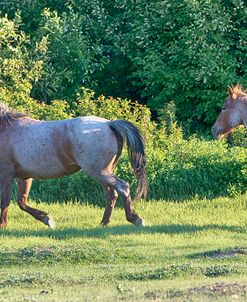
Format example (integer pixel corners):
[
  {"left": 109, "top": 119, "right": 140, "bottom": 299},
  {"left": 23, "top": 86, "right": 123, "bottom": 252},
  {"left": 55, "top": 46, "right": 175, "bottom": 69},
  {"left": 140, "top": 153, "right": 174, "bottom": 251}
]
[
  {"left": 168, "top": 282, "right": 247, "bottom": 300},
  {"left": 144, "top": 290, "right": 162, "bottom": 300},
  {"left": 207, "top": 247, "right": 247, "bottom": 259},
  {"left": 188, "top": 246, "right": 247, "bottom": 259}
]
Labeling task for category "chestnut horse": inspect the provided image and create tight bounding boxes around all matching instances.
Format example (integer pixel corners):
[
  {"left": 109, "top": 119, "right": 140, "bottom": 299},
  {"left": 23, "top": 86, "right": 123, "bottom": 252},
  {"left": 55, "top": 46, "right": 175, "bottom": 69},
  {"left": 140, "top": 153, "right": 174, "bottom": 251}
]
[
  {"left": 212, "top": 85, "right": 247, "bottom": 139},
  {"left": 0, "top": 103, "right": 147, "bottom": 228}
]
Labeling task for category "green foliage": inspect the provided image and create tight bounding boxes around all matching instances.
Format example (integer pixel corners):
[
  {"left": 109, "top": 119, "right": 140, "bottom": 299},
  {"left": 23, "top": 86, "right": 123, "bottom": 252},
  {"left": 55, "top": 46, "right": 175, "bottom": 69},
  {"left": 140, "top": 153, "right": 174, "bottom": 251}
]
[
  {"left": 122, "top": 0, "right": 247, "bottom": 130},
  {"left": 0, "top": 15, "right": 44, "bottom": 98},
  {"left": 227, "top": 126, "right": 247, "bottom": 148},
  {"left": 0, "top": 14, "right": 70, "bottom": 120},
  {"left": 146, "top": 134, "right": 246, "bottom": 200},
  {"left": 1, "top": 2, "right": 247, "bottom": 130},
  {"left": 31, "top": 8, "right": 104, "bottom": 102}
]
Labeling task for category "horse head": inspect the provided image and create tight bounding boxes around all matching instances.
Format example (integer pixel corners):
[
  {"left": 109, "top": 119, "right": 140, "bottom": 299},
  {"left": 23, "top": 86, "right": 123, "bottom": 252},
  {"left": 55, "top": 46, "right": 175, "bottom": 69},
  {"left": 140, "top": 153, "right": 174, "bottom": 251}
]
[{"left": 212, "top": 85, "right": 247, "bottom": 139}]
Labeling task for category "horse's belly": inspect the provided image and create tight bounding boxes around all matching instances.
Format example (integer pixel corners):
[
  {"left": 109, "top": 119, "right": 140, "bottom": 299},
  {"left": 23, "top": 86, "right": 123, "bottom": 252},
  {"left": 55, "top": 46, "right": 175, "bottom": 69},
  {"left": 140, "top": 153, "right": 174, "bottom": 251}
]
[
  {"left": 16, "top": 162, "right": 80, "bottom": 179},
  {"left": 13, "top": 146, "right": 80, "bottom": 179}
]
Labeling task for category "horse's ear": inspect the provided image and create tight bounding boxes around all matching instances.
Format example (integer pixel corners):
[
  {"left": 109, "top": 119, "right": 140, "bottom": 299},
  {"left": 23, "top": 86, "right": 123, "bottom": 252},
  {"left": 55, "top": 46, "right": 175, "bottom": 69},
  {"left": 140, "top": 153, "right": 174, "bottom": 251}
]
[
  {"left": 227, "top": 85, "right": 237, "bottom": 100},
  {"left": 227, "top": 86, "right": 233, "bottom": 98}
]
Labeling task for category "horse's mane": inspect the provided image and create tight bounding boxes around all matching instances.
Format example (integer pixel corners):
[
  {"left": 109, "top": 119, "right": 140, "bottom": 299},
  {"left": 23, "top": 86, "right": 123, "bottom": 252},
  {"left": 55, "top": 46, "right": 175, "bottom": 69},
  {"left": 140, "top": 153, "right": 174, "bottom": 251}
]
[
  {"left": 0, "top": 102, "right": 27, "bottom": 130},
  {"left": 229, "top": 84, "right": 247, "bottom": 102}
]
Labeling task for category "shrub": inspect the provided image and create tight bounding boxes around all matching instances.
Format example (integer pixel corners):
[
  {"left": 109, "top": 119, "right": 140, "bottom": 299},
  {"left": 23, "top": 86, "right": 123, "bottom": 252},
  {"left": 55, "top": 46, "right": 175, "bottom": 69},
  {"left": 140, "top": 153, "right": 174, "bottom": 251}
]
[
  {"left": 227, "top": 127, "right": 247, "bottom": 148},
  {"left": 2, "top": 2, "right": 247, "bottom": 131}
]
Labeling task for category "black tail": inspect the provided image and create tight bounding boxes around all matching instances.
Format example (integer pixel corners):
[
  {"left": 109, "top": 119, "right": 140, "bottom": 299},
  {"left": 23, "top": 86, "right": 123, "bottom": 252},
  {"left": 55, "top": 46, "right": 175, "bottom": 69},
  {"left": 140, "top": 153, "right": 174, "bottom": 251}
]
[{"left": 109, "top": 120, "right": 147, "bottom": 201}]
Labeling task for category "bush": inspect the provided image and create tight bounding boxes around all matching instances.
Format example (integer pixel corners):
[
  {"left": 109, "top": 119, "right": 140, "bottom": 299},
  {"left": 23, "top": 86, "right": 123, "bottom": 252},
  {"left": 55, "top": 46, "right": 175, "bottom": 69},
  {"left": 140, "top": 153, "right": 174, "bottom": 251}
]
[
  {"left": 122, "top": 0, "right": 247, "bottom": 131},
  {"left": 227, "top": 127, "right": 247, "bottom": 148},
  {"left": 2, "top": 2, "right": 247, "bottom": 131},
  {"left": 146, "top": 135, "right": 246, "bottom": 200}
]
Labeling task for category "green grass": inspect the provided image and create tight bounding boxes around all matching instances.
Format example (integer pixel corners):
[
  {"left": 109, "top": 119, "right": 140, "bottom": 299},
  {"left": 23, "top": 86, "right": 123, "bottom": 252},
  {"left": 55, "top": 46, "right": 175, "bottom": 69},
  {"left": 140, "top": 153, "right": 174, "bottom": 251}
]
[{"left": 1, "top": 194, "right": 247, "bottom": 301}]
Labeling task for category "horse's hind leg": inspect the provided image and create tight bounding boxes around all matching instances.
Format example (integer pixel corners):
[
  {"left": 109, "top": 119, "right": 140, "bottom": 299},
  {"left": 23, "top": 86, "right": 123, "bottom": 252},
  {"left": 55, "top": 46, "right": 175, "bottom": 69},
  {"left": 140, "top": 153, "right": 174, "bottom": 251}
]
[
  {"left": 17, "top": 179, "right": 55, "bottom": 228},
  {"left": 98, "top": 174, "right": 145, "bottom": 226},
  {"left": 0, "top": 177, "right": 13, "bottom": 228},
  {"left": 100, "top": 185, "right": 118, "bottom": 226}
]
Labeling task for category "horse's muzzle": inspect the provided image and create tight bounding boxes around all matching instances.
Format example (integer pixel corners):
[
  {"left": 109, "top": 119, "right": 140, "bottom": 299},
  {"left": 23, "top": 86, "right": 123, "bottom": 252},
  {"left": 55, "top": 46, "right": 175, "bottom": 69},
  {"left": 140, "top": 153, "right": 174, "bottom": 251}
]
[{"left": 211, "top": 125, "right": 218, "bottom": 139}]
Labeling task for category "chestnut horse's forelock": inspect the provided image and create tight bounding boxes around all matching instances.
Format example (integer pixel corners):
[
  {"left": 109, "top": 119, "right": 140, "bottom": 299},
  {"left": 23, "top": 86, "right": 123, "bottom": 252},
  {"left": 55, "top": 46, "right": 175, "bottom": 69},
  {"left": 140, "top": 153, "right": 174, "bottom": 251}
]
[
  {"left": 228, "top": 85, "right": 247, "bottom": 101},
  {"left": 0, "top": 103, "right": 27, "bottom": 130}
]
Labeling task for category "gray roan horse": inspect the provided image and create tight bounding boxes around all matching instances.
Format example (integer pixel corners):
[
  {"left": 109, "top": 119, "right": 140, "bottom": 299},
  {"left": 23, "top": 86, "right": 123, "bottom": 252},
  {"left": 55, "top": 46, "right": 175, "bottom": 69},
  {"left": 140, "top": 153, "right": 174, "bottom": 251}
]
[
  {"left": 212, "top": 85, "right": 247, "bottom": 138},
  {"left": 0, "top": 103, "right": 147, "bottom": 228}
]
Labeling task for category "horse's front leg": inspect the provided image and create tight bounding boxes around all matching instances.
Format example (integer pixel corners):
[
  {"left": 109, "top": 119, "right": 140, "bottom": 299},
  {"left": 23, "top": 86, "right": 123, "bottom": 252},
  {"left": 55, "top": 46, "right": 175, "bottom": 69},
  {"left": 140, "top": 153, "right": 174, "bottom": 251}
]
[
  {"left": 0, "top": 177, "right": 13, "bottom": 228},
  {"left": 17, "top": 178, "right": 55, "bottom": 228}
]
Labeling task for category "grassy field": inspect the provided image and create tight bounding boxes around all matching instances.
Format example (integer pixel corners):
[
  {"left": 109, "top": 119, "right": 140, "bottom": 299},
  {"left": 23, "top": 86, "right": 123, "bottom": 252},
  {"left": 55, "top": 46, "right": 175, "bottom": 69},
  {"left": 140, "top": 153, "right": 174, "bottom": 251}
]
[{"left": 0, "top": 193, "right": 247, "bottom": 301}]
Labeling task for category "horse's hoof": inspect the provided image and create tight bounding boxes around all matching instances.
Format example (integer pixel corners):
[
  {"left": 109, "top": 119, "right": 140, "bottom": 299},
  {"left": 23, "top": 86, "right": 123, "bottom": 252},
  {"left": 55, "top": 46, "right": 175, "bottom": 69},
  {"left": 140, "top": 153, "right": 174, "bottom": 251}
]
[
  {"left": 134, "top": 217, "right": 145, "bottom": 227},
  {"left": 43, "top": 215, "right": 56, "bottom": 229}
]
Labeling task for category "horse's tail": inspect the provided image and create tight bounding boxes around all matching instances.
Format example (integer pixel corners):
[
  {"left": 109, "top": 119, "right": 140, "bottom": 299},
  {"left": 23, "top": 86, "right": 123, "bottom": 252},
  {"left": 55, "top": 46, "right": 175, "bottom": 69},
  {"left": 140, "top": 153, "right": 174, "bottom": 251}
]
[{"left": 109, "top": 120, "right": 147, "bottom": 201}]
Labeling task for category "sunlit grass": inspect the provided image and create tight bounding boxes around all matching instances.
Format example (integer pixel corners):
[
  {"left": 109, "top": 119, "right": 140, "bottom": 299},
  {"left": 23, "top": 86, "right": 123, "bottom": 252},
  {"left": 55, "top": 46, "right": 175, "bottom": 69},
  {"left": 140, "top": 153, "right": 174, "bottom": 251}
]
[{"left": 0, "top": 193, "right": 247, "bottom": 301}]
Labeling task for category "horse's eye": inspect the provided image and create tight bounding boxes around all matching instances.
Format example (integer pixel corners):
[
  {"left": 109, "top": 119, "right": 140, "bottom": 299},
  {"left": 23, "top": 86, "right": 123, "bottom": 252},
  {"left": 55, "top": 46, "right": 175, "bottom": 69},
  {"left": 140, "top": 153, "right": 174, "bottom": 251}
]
[{"left": 222, "top": 107, "right": 226, "bottom": 111}]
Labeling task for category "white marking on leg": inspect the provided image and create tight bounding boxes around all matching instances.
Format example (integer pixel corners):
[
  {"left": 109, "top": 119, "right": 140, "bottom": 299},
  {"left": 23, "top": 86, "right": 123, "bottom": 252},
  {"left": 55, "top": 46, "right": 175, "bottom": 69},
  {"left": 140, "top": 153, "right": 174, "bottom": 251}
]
[
  {"left": 134, "top": 217, "right": 145, "bottom": 227},
  {"left": 44, "top": 215, "right": 56, "bottom": 229}
]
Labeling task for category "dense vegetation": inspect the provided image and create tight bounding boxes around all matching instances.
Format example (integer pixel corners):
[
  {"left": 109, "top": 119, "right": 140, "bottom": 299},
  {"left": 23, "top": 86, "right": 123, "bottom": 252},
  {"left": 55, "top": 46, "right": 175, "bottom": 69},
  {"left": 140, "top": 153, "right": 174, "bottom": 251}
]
[
  {"left": 0, "top": 1, "right": 246, "bottom": 202},
  {"left": 1, "top": 0, "right": 247, "bottom": 130}
]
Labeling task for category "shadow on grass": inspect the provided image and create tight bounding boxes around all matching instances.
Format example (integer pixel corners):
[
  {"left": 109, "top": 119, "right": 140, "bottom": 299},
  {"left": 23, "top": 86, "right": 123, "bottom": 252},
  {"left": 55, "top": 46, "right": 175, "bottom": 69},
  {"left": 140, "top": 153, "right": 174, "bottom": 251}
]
[
  {"left": 188, "top": 246, "right": 247, "bottom": 259},
  {"left": 0, "top": 223, "right": 245, "bottom": 240}
]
